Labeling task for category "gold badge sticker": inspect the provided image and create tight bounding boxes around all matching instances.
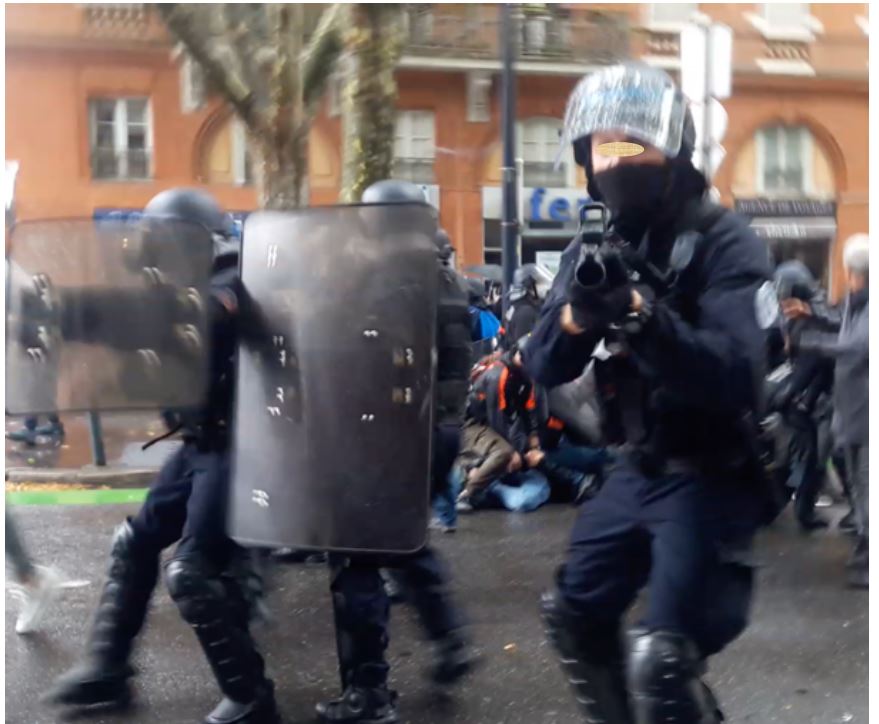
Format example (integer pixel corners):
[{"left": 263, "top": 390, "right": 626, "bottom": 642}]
[{"left": 596, "top": 141, "right": 645, "bottom": 158}]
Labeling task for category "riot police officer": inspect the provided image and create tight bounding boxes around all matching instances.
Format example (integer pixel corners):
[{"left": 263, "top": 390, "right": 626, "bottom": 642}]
[
  {"left": 45, "top": 189, "right": 279, "bottom": 724},
  {"left": 316, "top": 180, "right": 476, "bottom": 724},
  {"left": 504, "top": 263, "right": 552, "bottom": 345},
  {"left": 771, "top": 260, "right": 835, "bottom": 530},
  {"left": 524, "top": 64, "right": 773, "bottom": 722}
]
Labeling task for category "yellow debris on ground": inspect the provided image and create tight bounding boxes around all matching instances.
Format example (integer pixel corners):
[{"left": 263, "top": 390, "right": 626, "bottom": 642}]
[{"left": 5, "top": 482, "right": 112, "bottom": 492}]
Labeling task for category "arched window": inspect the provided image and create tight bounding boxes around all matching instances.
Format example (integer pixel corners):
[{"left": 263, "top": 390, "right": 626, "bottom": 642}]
[{"left": 756, "top": 124, "right": 813, "bottom": 196}]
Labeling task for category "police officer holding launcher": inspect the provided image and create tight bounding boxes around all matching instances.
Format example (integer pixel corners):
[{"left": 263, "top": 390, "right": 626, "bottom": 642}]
[
  {"left": 45, "top": 189, "right": 279, "bottom": 724},
  {"left": 524, "top": 64, "right": 773, "bottom": 723}
]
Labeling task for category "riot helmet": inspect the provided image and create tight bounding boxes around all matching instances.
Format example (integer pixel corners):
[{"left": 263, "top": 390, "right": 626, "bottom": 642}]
[
  {"left": 773, "top": 260, "right": 817, "bottom": 301},
  {"left": 143, "top": 187, "right": 238, "bottom": 264},
  {"left": 361, "top": 179, "right": 428, "bottom": 205},
  {"left": 510, "top": 263, "right": 553, "bottom": 302},
  {"left": 559, "top": 63, "right": 704, "bottom": 242},
  {"left": 436, "top": 227, "right": 454, "bottom": 263},
  {"left": 561, "top": 63, "right": 696, "bottom": 171}
]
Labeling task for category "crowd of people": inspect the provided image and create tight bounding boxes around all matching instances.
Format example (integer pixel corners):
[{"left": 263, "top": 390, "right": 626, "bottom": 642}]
[{"left": 6, "top": 61, "right": 869, "bottom": 724}]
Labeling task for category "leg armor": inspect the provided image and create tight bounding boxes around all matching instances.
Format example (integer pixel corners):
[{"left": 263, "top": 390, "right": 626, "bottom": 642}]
[
  {"left": 45, "top": 520, "right": 158, "bottom": 708},
  {"left": 540, "top": 589, "right": 632, "bottom": 724},
  {"left": 628, "top": 629, "right": 723, "bottom": 724},
  {"left": 165, "top": 555, "right": 278, "bottom": 724}
]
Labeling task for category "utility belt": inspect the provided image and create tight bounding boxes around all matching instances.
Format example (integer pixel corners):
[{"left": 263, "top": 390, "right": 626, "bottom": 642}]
[
  {"left": 617, "top": 444, "right": 702, "bottom": 478},
  {"left": 617, "top": 437, "right": 758, "bottom": 482},
  {"left": 143, "top": 413, "right": 229, "bottom": 453}
]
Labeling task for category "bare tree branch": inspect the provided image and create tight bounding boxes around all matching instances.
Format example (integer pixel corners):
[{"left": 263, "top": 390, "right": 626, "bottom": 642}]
[
  {"left": 158, "top": 4, "right": 258, "bottom": 128},
  {"left": 302, "top": 3, "right": 346, "bottom": 113}
]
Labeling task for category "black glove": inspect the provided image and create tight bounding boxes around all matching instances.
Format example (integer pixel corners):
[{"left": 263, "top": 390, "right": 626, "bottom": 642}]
[{"left": 566, "top": 246, "right": 632, "bottom": 330}]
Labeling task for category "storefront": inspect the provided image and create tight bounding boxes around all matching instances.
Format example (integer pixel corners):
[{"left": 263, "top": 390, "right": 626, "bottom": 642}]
[
  {"left": 481, "top": 185, "right": 590, "bottom": 274},
  {"left": 734, "top": 198, "right": 837, "bottom": 286}
]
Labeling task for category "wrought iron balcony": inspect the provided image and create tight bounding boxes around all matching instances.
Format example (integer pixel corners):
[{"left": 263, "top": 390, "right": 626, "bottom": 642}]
[
  {"left": 81, "top": 3, "right": 155, "bottom": 40},
  {"left": 403, "top": 6, "right": 630, "bottom": 66}
]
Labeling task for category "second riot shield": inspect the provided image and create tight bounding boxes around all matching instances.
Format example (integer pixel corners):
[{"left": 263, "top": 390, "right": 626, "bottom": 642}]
[
  {"left": 229, "top": 203, "right": 438, "bottom": 554},
  {"left": 5, "top": 217, "right": 213, "bottom": 414}
]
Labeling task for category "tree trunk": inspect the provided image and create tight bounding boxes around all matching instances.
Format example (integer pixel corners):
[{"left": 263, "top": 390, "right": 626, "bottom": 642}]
[
  {"left": 253, "top": 126, "right": 308, "bottom": 210},
  {"left": 339, "top": 5, "right": 406, "bottom": 203},
  {"left": 159, "top": 3, "right": 346, "bottom": 211}
]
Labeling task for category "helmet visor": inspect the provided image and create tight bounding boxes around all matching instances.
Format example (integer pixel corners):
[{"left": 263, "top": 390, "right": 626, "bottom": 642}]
[{"left": 557, "top": 64, "right": 687, "bottom": 166}]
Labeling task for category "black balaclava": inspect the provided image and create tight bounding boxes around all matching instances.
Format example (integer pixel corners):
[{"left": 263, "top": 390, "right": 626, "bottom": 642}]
[{"left": 577, "top": 137, "right": 707, "bottom": 247}]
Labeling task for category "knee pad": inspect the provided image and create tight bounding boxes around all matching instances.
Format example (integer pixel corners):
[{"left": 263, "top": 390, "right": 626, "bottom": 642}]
[
  {"left": 106, "top": 519, "right": 159, "bottom": 586},
  {"left": 165, "top": 556, "right": 225, "bottom": 625},
  {"left": 628, "top": 629, "right": 700, "bottom": 693},
  {"left": 628, "top": 629, "right": 721, "bottom": 724}
]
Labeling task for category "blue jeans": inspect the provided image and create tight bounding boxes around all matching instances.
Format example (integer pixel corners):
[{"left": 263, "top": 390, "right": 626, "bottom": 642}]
[
  {"left": 433, "top": 466, "right": 465, "bottom": 527},
  {"left": 434, "top": 467, "right": 552, "bottom": 516},
  {"left": 483, "top": 470, "right": 551, "bottom": 512}
]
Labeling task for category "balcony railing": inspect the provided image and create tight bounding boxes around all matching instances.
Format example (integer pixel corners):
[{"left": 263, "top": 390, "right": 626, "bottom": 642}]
[
  {"left": 81, "top": 3, "right": 157, "bottom": 40},
  {"left": 403, "top": 6, "right": 630, "bottom": 65}
]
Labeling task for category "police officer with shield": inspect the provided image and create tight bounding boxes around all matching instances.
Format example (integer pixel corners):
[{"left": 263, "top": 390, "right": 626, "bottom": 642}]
[
  {"left": 315, "top": 180, "right": 477, "bottom": 724},
  {"left": 524, "top": 64, "right": 773, "bottom": 722},
  {"left": 45, "top": 189, "right": 279, "bottom": 724}
]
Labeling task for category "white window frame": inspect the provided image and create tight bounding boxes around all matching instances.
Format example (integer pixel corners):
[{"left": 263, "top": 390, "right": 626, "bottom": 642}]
[
  {"left": 745, "top": 3, "right": 823, "bottom": 42},
  {"left": 755, "top": 125, "right": 813, "bottom": 197},
  {"left": 643, "top": 3, "right": 700, "bottom": 34},
  {"left": 394, "top": 110, "right": 436, "bottom": 184},
  {"left": 517, "top": 117, "right": 574, "bottom": 189},
  {"left": 232, "top": 118, "right": 250, "bottom": 186},
  {"left": 88, "top": 97, "right": 153, "bottom": 181}
]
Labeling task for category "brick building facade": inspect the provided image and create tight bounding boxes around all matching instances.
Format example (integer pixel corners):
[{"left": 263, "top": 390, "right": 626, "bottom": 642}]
[{"left": 5, "top": 3, "right": 869, "bottom": 295}]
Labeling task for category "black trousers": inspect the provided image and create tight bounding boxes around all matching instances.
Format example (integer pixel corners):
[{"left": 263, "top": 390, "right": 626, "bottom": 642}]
[
  {"left": 130, "top": 441, "right": 235, "bottom": 565},
  {"left": 558, "top": 457, "right": 760, "bottom": 658},
  {"left": 329, "top": 545, "right": 462, "bottom": 689}
]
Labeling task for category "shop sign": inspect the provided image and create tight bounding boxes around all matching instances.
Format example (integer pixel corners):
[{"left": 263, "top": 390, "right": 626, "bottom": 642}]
[
  {"left": 482, "top": 186, "right": 590, "bottom": 222},
  {"left": 735, "top": 198, "right": 837, "bottom": 218}
]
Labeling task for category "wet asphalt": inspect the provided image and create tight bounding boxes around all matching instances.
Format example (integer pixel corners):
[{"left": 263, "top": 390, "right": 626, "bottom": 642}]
[{"left": 4, "top": 502, "right": 867, "bottom": 724}]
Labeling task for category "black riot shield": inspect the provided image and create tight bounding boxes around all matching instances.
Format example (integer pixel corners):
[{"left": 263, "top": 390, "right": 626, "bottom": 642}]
[
  {"left": 230, "top": 203, "right": 438, "bottom": 554},
  {"left": 5, "top": 218, "right": 212, "bottom": 414}
]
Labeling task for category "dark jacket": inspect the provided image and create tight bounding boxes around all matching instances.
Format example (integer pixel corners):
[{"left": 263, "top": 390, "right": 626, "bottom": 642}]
[
  {"left": 466, "top": 359, "right": 540, "bottom": 446},
  {"left": 524, "top": 199, "right": 772, "bottom": 469},
  {"left": 799, "top": 289, "right": 869, "bottom": 446}
]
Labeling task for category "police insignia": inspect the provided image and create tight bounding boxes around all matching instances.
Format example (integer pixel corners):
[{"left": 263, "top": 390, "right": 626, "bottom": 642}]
[{"left": 754, "top": 280, "right": 779, "bottom": 330}]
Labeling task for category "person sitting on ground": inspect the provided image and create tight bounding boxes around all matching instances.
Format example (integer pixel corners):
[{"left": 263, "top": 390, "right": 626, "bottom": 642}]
[{"left": 455, "top": 340, "right": 542, "bottom": 512}]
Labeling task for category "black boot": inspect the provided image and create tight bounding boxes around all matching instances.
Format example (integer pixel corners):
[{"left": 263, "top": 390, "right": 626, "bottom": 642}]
[
  {"left": 380, "top": 569, "right": 408, "bottom": 605},
  {"left": 839, "top": 510, "right": 858, "bottom": 535},
  {"left": 627, "top": 629, "right": 723, "bottom": 724},
  {"left": 203, "top": 682, "right": 279, "bottom": 724},
  {"left": 430, "top": 628, "right": 479, "bottom": 685},
  {"left": 540, "top": 588, "right": 632, "bottom": 723},
  {"left": 165, "top": 555, "right": 280, "bottom": 724},
  {"left": 44, "top": 520, "right": 158, "bottom": 709},
  {"left": 315, "top": 686, "right": 399, "bottom": 724}
]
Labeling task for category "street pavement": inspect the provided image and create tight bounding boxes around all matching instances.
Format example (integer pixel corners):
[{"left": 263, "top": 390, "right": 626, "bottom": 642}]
[{"left": 5, "top": 502, "right": 867, "bottom": 724}]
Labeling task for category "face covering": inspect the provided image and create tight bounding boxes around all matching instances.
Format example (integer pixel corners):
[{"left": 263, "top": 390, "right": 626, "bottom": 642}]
[{"left": 592, "top": 164, "right": 672, "bottom": 243}]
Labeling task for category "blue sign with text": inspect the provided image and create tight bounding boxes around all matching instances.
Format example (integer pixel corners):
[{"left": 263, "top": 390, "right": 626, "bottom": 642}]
[{"left": 528, "top": 188, "right": 591, "bottom": 223}]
